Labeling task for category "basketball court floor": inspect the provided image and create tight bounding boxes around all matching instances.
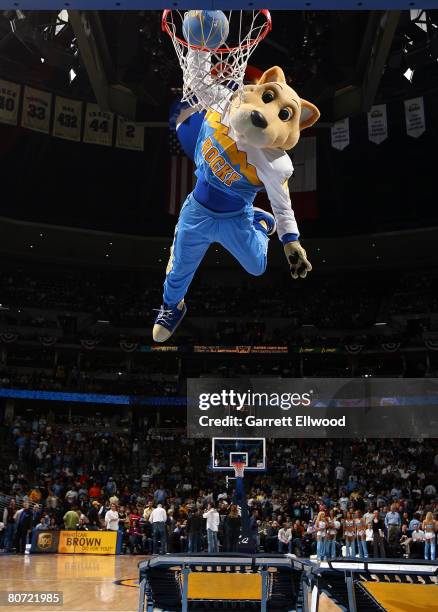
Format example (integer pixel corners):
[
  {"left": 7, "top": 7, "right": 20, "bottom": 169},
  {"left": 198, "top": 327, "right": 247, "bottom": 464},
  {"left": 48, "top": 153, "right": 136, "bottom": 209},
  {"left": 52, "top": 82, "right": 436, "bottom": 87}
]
[
  {"left": 2, "top": 554, "right": 438, "bottom": 611},
  {"left": 0, "top": 555, "right": 141, "bottom": 612}
]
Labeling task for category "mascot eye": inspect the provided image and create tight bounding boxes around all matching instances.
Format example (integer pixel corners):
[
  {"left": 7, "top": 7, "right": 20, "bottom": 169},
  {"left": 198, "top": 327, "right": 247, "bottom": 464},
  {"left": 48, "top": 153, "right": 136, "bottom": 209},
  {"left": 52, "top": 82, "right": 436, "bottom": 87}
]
[
  {"left": 278, "top": 107, "right": 293, "bottom": 121},
  {"left": 262, "top": 90, "right": 275, "bottom": 103}
]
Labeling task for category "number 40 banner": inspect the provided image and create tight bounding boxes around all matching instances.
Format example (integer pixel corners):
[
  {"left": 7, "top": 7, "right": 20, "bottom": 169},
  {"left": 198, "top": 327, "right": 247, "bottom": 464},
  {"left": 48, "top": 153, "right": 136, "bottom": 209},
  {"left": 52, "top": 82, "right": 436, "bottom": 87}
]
[
  {"left": 0, "top": 78, "right": 21, "bottom": 126},
  {"left": 53, "top": 96, "right": 83, "bottom": 142},
  {"left": 83, "top": 102, "right": 114, "bottom": 146}
]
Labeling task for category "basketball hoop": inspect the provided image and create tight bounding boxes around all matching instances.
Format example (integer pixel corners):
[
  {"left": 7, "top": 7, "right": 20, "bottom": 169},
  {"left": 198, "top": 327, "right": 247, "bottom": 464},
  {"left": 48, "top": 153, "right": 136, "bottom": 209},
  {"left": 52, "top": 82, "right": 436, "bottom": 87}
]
[
  {"left": 162, "top": 10, "right": 272, "bottom": 112},
  {"left": 232, "top": 461, "right": 245, "bottom": 478}
]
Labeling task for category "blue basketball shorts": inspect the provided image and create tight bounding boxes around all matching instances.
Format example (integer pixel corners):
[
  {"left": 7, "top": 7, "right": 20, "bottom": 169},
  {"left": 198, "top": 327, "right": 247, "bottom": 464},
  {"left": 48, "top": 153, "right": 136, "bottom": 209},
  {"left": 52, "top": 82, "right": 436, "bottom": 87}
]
[{"left": 163, "top": 193, "right": 269, "bottom": 307}]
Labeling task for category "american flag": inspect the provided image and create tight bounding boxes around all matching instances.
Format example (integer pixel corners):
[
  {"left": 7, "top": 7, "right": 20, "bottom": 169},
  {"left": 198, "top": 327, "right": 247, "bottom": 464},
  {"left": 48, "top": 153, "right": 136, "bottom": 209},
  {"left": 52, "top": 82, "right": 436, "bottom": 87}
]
[{"left": 167, "top": 128, "right": 196, "bottom": 216}]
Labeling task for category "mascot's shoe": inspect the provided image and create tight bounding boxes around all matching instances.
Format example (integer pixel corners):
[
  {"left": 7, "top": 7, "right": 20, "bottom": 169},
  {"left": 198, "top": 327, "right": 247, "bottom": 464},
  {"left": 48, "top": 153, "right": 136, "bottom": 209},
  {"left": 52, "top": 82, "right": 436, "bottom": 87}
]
[
  {"left": 253, "top": 207, "right": 276, "bottom": 236},
  {"left": 153, "top": 301, "right": 187, "bottom": 342}
]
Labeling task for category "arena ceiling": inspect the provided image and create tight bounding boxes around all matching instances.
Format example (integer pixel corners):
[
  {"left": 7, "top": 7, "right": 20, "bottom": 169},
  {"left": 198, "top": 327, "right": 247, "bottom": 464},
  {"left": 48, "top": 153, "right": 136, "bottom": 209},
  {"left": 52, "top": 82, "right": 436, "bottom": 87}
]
[{"left": 0, "top": 9, "right": 437, "bottom": 122}]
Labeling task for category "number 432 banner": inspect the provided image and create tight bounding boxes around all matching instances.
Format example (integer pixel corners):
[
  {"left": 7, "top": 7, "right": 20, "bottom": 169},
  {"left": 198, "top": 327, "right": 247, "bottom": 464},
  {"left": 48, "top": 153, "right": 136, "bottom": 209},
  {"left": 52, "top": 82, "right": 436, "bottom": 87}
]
[{"left": 53, "top": 96, "right": 83, "bottom": 142}]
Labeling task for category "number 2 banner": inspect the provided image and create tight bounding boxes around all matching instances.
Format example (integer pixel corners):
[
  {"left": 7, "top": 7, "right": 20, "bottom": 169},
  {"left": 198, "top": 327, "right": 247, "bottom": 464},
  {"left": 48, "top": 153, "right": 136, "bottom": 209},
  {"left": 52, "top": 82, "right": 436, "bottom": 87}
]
[
  {"left": 53, "top": 96, "right": 83, "bottom": 142},
  {"left": 116, "top": 117, "right": 144, "bottom": 151},
  {"left": 83, "top": 103, "right": 114, "bottom": 146},
  {"left": 21, "top": 85, "right": 52, "bottom": 134},
  {"left": 0, "top": 78, "right": 21, "bottom": 126}
]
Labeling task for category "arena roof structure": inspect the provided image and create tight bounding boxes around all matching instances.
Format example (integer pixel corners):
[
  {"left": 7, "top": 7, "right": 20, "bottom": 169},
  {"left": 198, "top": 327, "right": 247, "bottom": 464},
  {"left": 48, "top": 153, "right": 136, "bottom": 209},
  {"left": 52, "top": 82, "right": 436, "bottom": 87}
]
[{"left": 0, "top": 6, "right": 437, "bottom": 121}]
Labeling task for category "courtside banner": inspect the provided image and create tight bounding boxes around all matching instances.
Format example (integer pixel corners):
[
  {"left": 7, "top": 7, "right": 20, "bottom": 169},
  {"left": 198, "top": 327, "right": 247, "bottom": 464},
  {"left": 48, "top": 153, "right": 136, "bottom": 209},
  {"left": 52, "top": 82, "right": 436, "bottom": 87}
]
[
  {"left": 187, "top": 378, "right": 438, "bottom": 438},
  {"left": 31, "top": 530, "right": 60, "bottom": 553},
  {"left": 57, "top": 530, "right": 121, "bottom": 554}
]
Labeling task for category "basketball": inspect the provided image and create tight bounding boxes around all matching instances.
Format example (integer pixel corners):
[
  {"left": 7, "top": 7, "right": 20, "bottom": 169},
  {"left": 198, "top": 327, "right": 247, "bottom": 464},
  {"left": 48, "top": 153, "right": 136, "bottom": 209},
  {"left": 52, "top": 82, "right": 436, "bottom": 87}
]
[{"left": 182, "top": 10, "right": 229, "bottom": 50}]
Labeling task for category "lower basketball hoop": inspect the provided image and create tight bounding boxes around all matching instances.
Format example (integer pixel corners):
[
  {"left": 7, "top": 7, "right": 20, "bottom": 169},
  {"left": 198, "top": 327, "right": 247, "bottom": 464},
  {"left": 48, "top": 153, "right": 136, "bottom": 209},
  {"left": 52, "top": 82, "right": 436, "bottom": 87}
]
[{"left": 232, "top": 461, "right": 245, "bottom": 478}]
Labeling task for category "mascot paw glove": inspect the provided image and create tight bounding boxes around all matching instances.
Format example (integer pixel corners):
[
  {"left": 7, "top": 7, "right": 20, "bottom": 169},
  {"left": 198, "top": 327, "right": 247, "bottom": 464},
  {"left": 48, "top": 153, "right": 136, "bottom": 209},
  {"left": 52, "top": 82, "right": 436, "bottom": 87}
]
[{"left": 284, "top": 241, "right": 312, "bottom": 279}]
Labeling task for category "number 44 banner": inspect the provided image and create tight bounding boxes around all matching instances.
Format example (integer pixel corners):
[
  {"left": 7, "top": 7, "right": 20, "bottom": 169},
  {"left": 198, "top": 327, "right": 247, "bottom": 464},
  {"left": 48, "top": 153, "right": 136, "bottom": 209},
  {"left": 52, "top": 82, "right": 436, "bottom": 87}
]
[{"left": 83, "top": 102, "right": 114, "bottom": 146}]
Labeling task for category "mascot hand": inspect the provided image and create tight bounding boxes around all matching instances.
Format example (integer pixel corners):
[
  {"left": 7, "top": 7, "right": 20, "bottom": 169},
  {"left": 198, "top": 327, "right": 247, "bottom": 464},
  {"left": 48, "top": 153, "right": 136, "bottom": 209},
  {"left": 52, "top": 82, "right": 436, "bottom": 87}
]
[{"left": 284, "top": 241, "right": 312, "bottom": 279}]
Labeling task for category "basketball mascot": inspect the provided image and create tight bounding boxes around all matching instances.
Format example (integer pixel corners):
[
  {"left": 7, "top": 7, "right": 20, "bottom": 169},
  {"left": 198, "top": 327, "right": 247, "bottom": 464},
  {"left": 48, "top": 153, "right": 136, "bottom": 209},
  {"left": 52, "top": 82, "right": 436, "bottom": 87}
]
[{"left": 153, "top": 11, "right": 320, "bottom": 341}]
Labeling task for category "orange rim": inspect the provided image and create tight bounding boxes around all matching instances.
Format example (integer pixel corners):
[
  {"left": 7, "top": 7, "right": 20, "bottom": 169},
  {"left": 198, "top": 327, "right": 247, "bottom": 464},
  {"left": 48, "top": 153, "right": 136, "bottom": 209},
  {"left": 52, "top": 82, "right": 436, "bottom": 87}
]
[{"left": 162, "top": 9, "right": 272, "bottom": 54}]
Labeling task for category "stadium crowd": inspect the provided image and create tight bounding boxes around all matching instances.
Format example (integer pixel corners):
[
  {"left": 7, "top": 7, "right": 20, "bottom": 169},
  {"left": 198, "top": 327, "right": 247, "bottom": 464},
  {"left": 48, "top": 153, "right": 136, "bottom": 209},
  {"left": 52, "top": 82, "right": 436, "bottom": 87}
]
[
  {"left": 0, "top": 416, "right": 437, "bottom": 560},
  {"left": 1, "top": 263, "right": 437, "bottom": 329}
]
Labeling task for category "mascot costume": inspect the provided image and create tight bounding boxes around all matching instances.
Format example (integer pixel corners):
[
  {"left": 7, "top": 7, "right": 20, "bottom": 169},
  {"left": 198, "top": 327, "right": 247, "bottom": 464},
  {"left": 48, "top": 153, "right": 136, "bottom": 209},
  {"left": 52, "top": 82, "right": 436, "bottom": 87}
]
[{"left": 153, "top": 42, "right": 320, "bottom": 342}]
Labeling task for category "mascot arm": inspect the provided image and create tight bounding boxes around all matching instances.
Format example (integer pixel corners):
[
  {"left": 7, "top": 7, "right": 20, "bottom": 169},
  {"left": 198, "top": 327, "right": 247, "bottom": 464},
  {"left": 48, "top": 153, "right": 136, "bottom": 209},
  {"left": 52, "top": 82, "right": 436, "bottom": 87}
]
[
  {"left": 260, "top": 172, "right": 312, "bottom": 279},
  {"left": 186, "top": 49, "right": 233, "bottom": 111}
]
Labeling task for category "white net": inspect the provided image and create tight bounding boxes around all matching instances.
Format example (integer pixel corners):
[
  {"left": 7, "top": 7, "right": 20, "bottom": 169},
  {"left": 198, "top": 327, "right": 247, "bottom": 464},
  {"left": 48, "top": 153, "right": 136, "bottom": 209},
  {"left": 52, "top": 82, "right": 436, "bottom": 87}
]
[
  {"left": 232, "top": 462, "right": 245, "bottom": 478},
  {"left": 162, "top": 10, "right": 271, "bottom": 114}
]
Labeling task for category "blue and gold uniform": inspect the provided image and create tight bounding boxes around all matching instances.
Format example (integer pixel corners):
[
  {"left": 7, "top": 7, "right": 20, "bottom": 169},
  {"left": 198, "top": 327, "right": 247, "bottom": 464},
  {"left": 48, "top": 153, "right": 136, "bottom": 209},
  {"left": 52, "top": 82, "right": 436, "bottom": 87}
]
[{"left": 163, "top": 107, "right": 299, "bottom": 307}]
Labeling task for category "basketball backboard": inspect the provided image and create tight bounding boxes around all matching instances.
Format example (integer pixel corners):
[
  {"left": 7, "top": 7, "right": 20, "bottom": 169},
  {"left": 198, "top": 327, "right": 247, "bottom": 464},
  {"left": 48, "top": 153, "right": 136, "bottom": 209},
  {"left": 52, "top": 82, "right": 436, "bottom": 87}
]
[{"left": 212, "top": 437, "right": 266, "bottom": 472}]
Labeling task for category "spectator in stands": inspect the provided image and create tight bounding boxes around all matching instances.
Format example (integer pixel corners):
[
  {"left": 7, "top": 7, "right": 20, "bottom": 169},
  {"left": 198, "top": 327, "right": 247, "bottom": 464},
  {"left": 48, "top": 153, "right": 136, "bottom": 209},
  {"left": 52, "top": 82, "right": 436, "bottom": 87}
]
[
  {"left": 87, "top": 501, "right": 102, "bottom": 529},
  {"left": 203, "top": 503, "right": 219, "bottom": 553},
  {"left": 422, "top": 511, "right": 437, "bottom": 560},
  {"left": 264, "top": 521, "right": 279, "bottom": 553},
  {"left": 149, "top": 503, "right": 168, "bottom": 554},
  {"left": 3, "top": 498, "right": 16, "bottom": 553},
  {"left": 223, "top": 505, "right": 241, "bottom": 553},
  {"left": 105, "top": 502, "right": 119, "bottom": 531},
  {"left": 355, "top": 510, "right": 368, "bottom": 559},
  {"left": 410, "top": 523, "right": 426, "bottom": 559},
  {"left": 343, "top": 511, "right": 355, "bottom": 558},
  {"left": 314, "top": 511, "right": 327, "bottom": 561},
  {"left": 14, "top": 501, "right": 33, "bottom": 554},
  {"left": 385, "top": 503, "right": 401, "bottom": 547},
  {"left": 186, "top": 510, "right": 204, "bottom": 553},
  {"left": 278, "top": 522, "right": 291, "bottom": 553},
  {"left": 371, "top": 510, "right": 386, "bottom": 558},
  {"left": 63, "top": 506, "right": 80, "bottom": 530}
]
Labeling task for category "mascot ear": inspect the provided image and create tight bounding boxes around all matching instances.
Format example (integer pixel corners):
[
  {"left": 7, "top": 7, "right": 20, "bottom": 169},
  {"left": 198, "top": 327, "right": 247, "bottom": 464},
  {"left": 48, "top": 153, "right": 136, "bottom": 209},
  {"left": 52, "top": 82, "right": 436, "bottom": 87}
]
[
  {"left": 300, "top": 99, "right": 320, "bottom": 130},
  {"left": 258, "top": 66, "right": 286, "bottom": 85}
]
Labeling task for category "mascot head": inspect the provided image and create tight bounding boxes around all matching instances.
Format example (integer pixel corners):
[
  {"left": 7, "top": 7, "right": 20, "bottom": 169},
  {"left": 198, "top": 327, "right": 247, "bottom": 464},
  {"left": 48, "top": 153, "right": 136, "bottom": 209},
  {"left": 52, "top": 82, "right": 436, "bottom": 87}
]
[{"left": 229, "top": 66, "right": 320, "bottom": 150}]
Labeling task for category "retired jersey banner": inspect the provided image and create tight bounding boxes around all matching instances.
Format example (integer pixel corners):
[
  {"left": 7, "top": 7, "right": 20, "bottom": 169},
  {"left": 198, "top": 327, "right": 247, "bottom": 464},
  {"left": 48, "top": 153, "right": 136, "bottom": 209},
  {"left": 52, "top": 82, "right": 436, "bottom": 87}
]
[
  {"left": 83, "top": 103, "right": 114, "bottom": 146},
  {"left": 0, "top": 79, "right": 21, "bottom": 126},
  {"left": 367, "top": 104, "right": 388, "bottom": 145},
  {"left": 53, "top": 96, "right": 82, "bottom": 142},
  {"left": 331, "top": 118, "right": 350, "bottom": 151},
  {"left": 57, "top": 530, "right": 120, "bottom": 554},
  {"left": 21, "top": 86, "right": 52, "bottom": 134},
  {"left": 116, "top": 117, "right": 144, "bottom": 151},
  {"left": 404, "top": 96, "right": 425, "bottom": 138}
]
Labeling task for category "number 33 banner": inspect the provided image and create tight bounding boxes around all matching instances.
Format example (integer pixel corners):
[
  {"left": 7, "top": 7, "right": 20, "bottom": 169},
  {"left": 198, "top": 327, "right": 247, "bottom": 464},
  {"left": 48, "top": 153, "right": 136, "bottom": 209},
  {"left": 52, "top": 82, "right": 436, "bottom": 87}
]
[
  {"left": 21, "top": 85, "right": 52, "bottom": 133},
  {"left": 83, "top": 103, "right": 114, "bottom": 146},
  {"left": 53, "top": 96, "right": 83, "bottom": 142},
  {"left": 0, "top": 79, "right": 21, "bottom": 125}
]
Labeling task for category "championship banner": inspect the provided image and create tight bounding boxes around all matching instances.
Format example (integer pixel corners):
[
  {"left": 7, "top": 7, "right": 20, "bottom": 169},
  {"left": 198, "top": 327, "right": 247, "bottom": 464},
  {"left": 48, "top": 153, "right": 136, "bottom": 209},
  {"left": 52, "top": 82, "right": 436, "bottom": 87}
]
[
  {"left": 404, "top": 96, "right": 425, "bottom": 138},
  {"left": 0, "top": 79, "right": 21, "bottom": 126},
  {"left": 53, "top": 96, "right": 83, "bottom": 142},
  {"left": 31, "top": 530, "right": 60, "bottom": 553},
  {"left": 21, "top": 86, "right": 52, "bottom": 134},
  {"left": 115, "top": 117, "right": 144, "bottom": 151},
  {"left": 367, "top": 104, "right": 388, "bottom": 145},
  {"left": 331, "top": 118, "right": 350, "bottom": 151},
  {"left": 83, "top": 103, "right": 114, "bottom": 146},
  {"left": 57, "top": 530, "right": 120, "bottom": 554}
]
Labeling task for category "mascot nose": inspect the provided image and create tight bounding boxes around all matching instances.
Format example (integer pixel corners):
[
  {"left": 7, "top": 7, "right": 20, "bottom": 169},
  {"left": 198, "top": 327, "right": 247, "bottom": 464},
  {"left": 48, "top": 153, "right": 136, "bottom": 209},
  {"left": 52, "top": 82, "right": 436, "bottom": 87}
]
[{"left": 250, "top": 110, "right": 268, "bottom": 129}]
